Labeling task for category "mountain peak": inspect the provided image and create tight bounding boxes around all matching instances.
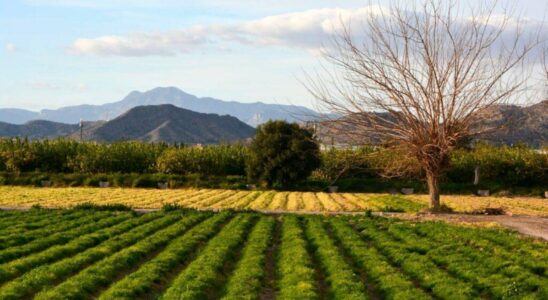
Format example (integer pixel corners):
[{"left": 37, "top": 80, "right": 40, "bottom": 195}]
[
  {"left": 146, "top": 86, "right": 193, "bottom": 97},
  {"left": 86, "top": 104, "right": 254, "bottom": 143}
]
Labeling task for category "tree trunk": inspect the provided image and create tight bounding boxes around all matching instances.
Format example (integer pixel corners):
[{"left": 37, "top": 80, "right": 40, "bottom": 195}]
[{"left": 426, "top": 172, "right": 440, "bottom": 211}]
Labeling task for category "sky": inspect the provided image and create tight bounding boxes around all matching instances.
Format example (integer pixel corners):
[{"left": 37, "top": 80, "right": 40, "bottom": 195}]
[{"left": 1, "top": 0, "right": 546, "bottom": 111}]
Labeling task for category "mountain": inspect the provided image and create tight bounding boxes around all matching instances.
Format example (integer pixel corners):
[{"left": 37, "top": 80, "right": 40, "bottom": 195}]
[
  {"left": 1, "top": 101, "right": 544, "bottom": 146},
  {"left": 0, "top": 109, "right": 41, "bottom": 124},
  {"left": 475, "top": 100, "right": 547, "bottom": 147},
  {"left": 0, "top": 87, "right": 319, "bottom": 127},
  {"left": 310, "top": 101, "right": 548, "bottom": 148},
  {"left": 76, "top": 104, "right": 255, "bottom": 143},
  {"left": 0, "top": 120, "right": 78, "bottom": 139},
  {"left": 0, "top": 105, "right": 255, "bottom": 144}
]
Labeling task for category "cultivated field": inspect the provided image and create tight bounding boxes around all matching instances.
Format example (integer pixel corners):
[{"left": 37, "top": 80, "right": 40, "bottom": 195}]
[
  {"left": 0, "top": 186, "right": 547, "bottom": 216},
  {"left": 0, "top": 209, "right": 546, "bottom": 300}
]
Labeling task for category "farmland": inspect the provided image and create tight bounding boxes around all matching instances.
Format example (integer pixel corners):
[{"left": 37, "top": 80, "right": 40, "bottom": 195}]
[
  {"left": 0, "top": 208, "right": 546, "bottom": 300},
  {"left": 0, "top": 186, "right": 547, "bottom": 216}
]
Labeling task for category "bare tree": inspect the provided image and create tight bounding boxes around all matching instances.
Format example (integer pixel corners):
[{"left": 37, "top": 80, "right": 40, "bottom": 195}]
[{"left": 307, "top": 0, "right": 538, "bottom": 210}]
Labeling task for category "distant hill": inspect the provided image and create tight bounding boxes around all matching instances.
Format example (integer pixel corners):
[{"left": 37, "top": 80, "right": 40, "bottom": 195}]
[
  {"left": 0, "top": 87, "right": 319, "bottom": 127},
  {"left": 311, "top": 101, "right": 548, "bottom": 148},
  {"left": 0, "top": 109, "right": 42, "bottom": 125},
  {"left": 475, "top": 100, "right": 547, "bottom": 147},
  {"left": 76, "top": 104, "right": 255, "bottom": 143},
  {"left": 0, "top": 120, "right": 78, "bottom": 139},
  {"left": 0, "top": 105, "right": 255, "bottom": 144}
]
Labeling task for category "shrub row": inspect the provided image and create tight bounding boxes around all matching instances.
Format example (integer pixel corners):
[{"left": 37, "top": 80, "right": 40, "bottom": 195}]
[
  {"left": 0, "top": 172, "right": 248, "bottom": 189},
  {"left": 0, "top": 138, "right": 247, "bottom": 175},
  {"left": 316, "top": 143, "right": 547, "bottom": 187},
  {"left": 0, "top": 139, "right": 545, "bottom": 189}
]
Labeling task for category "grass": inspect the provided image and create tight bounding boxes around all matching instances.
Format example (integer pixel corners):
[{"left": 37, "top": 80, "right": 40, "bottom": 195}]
[
  {"left": 0, "top": 209, "right": 546, "bottom": 299},
  {"left": 0, "top": 186, "right": 547, "bottom": 216}
]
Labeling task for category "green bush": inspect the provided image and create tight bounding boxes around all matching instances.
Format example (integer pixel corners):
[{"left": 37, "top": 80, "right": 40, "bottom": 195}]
[
  {"left": 313, "top": 147, "right": 378, "bottom": 181},
  {"left": 68, "top": 142, "right": 166, "bottom": 173},
  {"left": 155, "top": 145, "right": 248, "bottom": 176},
  {"left": 447, "top": 143, "right": 547, "bottom": 186},
  {"left": 246, "top": 121, "right": 321, "bottom": 188}
]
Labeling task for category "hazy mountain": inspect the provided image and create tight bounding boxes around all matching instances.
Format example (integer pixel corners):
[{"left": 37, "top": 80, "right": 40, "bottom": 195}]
[
  {"left": 0, "top": 87, "right": 319, "bottom": 127},
  {"left": 74, "top": 104, "right": 255, "bottom": 144},
  {"left": 0, "top": 120, "right": 79, "bottom": 139},
  {"left": 0, "top": 109, "right": 41, "bottom": 124}
]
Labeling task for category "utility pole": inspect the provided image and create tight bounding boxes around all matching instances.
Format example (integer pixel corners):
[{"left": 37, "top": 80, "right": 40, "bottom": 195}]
[{"left": 79, "top": 119, "right": 84, "bottom": 141}]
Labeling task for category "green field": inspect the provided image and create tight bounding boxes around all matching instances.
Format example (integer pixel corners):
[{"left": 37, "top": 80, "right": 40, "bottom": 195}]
[{"left": 0, "top": 208, "right": 546, "bottom": 299}]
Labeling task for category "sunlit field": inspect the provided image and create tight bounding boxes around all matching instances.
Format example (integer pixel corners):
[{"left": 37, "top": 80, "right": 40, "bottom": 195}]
[
  {"left": 0, "top": 186, "right": 546, "bottom": 216},
  {"left": 0, "top": 209, "right": 546, "bottom": 299}
]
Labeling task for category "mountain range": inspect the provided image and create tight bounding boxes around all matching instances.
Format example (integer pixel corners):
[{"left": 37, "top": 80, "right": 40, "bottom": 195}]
[
  {"left": 0, "top": 87, "right": 318, "bottom": 127},
  {"left": 0, "top": 87, "right": 545, "bottom": 146},
  {"left": 313, "top": 100, "right": 548, "bottom": 148},
  {"left": 0, "top": 105, "right": 255, "bottom": 144}
]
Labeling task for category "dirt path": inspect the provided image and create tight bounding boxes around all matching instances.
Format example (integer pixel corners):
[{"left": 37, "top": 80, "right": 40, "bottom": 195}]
[
  {"left": 378, "top": 213, "right": 548, "bottom": 241},
  {"left": 2, "top": 206, "right": 547, "bottom": 241}
]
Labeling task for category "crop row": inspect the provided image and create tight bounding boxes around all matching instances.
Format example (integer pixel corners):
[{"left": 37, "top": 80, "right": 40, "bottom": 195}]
[
  {"left": 0, "top": 212, "right": 162, "bottom": 284},
  {"left": 277, "top": 215, "right": 318, "bottom": 299},
  {"left": 0, "top": 209, "right": 84, "bottom": 237},
  {"left": 220, "top": 216, "right": 275, "bottom": 299},
  {"left": 98, "top": 212, "right": 232, "bottom": 299},
  {"left": 363, "top": 217, "right": 548, "bottom": 298},
  {"left": 160, "top": 214, "right": 256, "bottom": 299},
  {"left": 0, "top": 210, "right": 547, "bottom": 299},
  {"left": 0, "top": 212, "right": 129, "bottom": 264},
  {"left": 303, "top": 217, "right": 367, "bottom": 299},
  {"left": 0, "top": 212, "right": 185, "bottom": 299},
  {"left": 346, "top": 216, "right": 548, "bottom": 299},
  {"left": 33, "top": 213, "right": 208, "bottom": 299},
  {"left": 328, "top": 217, "right": 431, "bottom": 299},
  {"left": 351, "top": 218, "right": 477, "bottom": 299}
]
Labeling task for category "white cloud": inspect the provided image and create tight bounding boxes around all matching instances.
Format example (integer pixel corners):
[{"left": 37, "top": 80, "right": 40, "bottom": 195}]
[
  {"left": 68, "top": 5, "right": 546, "bottom": 58},
  {"left": 70, "top": 29, "right": 209, "bottom": 56},
  {"left": 69, "top": 6, "right": 385, "bottom": 57},
  {"left": 5, "top": 43, "right": 17, "bottom": 53}
]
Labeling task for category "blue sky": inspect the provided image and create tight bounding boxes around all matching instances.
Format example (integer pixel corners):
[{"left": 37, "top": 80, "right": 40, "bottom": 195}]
[{"left": 1, "top": 0, "right": 546, "bottom": 111}]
